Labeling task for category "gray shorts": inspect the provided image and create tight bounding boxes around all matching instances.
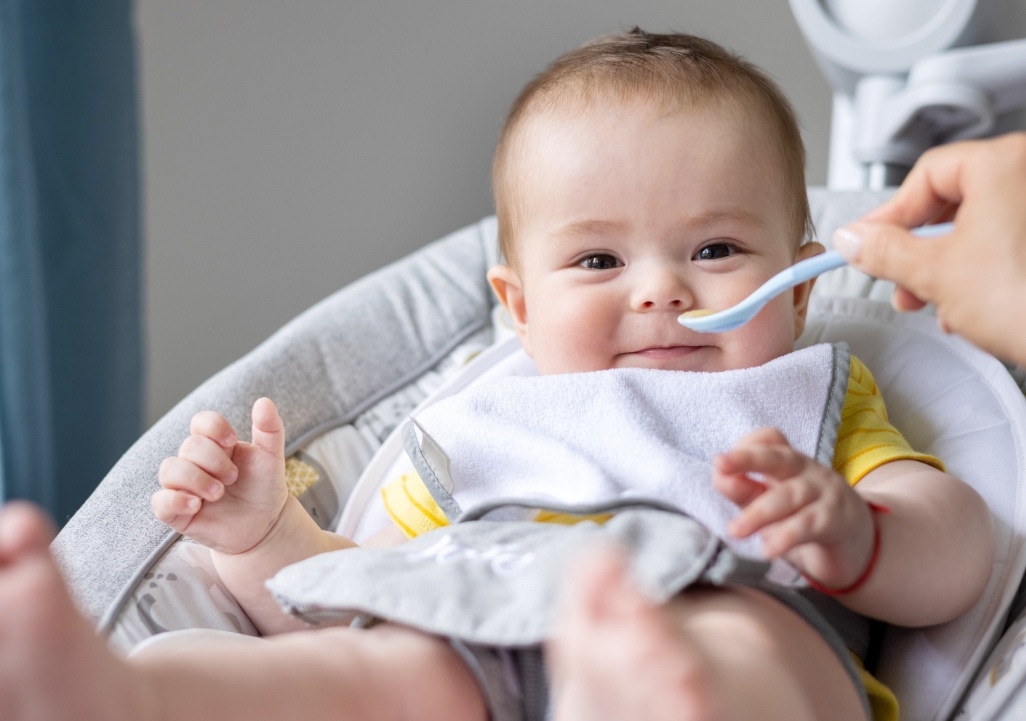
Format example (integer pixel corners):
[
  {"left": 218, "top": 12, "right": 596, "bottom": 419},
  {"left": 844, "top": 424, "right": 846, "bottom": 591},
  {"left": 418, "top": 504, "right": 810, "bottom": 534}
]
[{"left": 451, "top": 584, "right": 871, "bottom": 721}]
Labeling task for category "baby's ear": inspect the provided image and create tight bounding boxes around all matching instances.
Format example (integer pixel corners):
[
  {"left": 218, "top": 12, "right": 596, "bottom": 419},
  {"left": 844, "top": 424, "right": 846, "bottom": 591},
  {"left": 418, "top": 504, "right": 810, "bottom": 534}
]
[
  {"left": 791, "top": 242, "right": 824, "bottom": 339},
  {"left": 486, "top": 264, "right": 532, "bottom": 354}
]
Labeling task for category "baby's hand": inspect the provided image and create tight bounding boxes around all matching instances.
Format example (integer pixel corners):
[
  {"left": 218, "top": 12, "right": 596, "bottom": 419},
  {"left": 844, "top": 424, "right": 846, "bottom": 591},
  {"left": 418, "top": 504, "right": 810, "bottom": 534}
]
[
  {"left": 713, "top": 427, "right": 875, "bottom": 590},
  {"left": 152, "top": 397, "right": 289, "bottom": 555}
]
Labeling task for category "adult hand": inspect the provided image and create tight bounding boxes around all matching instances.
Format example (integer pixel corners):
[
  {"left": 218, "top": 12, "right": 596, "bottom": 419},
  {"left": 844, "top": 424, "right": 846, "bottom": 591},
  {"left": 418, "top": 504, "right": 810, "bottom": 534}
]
[{"left": 832, "top": 133, "right": 1026, "bottom": 365}]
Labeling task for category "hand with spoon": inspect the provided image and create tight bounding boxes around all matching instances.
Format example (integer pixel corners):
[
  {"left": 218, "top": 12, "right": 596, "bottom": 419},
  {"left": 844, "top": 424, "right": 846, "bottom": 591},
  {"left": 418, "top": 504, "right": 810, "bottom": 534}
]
[
  {"left": 678, "top": 222, "right": 955, "bottom": 333},
  {"left": 832, "top": 134, "right": 1026, "bottom": 366}
]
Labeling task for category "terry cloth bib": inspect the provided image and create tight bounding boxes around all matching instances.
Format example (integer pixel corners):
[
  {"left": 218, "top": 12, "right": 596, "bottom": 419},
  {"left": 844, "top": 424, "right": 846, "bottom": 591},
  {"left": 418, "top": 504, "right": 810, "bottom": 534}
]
[
  {"left": 268, "top": 343, "right": 850, "bottom": 645},
  {"left": 405, "top": 342, "right": 848, "bottom": 576}
]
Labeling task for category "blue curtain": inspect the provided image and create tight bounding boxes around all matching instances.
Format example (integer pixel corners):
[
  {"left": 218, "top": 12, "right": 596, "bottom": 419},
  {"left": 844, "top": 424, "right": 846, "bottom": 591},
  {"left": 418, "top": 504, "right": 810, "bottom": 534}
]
[{"left": 0, "top": 0, "right": 142, "bottom": 525}]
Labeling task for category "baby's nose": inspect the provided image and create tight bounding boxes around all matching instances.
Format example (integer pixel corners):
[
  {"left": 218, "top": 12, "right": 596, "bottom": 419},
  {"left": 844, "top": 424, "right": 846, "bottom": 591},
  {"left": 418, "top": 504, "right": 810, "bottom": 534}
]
[
  {"left": 633, "top": 269, "right": 692, "bottom": 310},
  {"left": 640, "top": 296, "right": 683, "bottom": 309}
]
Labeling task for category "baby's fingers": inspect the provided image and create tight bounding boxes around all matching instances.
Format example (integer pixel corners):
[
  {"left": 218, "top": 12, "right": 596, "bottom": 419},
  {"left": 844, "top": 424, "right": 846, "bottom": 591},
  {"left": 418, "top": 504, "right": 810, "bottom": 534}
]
[
  {"left": 189, "top": 410, "right": 239, "bottom": 449},
  {"left": 717, "top": 440, "right": 807, "bottom": 482},
  {"left": 747, "top": 505, "right": 826, "bottom": 559},
  {"left": 727, "top": 480, "right": 821, "bottom": 549},
  {"left": 177, "top": 433, "right": 238, "bottom": 486},
  {"left": 712, "top": 462, "right": 767, "bottom": 507},
  {"left": 158, "top": 456, "right": 228, "bottom": 502},
  {"left": 151, "top": 488, "right": 202, "bottom": 531},
  {"left": 731, "top": 426, "right": 790, "bottom": 450}
]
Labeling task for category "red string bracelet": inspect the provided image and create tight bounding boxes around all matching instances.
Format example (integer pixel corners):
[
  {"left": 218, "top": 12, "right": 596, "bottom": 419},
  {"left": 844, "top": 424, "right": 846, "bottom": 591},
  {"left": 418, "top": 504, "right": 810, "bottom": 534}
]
[{"left": 803, "top": 501, "right": 891, "bottom": 596}]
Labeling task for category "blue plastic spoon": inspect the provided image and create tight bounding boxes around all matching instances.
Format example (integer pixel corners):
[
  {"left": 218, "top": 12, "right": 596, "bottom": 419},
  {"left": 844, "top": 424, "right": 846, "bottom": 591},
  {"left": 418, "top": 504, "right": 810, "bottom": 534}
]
[{"left": 677, "top": 221, "right": 955, "bottom": 333}]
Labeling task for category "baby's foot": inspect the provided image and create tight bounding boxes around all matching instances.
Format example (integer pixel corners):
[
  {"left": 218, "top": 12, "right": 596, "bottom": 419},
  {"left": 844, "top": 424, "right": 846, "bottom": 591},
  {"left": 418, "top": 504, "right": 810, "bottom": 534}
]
[
  {"left": 547, "top": 548, "right": 721, "bottom": 721},
  {"left": 0, "top": 502, "right": 145, "bottom": 721}
]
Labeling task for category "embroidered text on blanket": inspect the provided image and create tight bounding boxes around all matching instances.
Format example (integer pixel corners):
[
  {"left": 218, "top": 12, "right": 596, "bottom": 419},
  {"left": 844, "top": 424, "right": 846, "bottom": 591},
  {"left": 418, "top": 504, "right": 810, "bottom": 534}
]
[{"left": 405, "top": 533, "right": 535, "bottom": 577}]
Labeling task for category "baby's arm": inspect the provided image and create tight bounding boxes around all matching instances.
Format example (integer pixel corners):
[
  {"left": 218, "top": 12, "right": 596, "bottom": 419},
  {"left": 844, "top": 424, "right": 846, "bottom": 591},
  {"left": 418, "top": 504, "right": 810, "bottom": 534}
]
[
  {"left": 715, "top": 427, "right": 994, "bottom": 627},
  {"left": 152, "top": 398, "right": 359, "bottom": 634}
]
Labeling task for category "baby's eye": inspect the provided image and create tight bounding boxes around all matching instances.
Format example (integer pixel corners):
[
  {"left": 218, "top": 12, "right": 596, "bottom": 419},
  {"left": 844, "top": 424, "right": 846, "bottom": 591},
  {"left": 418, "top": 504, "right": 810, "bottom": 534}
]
[
  {"left": 579, "top": 254, "right": 622, "bottom": 270},
  {"left": 694, "top": 243, "right": 737, "bottom": 261}
]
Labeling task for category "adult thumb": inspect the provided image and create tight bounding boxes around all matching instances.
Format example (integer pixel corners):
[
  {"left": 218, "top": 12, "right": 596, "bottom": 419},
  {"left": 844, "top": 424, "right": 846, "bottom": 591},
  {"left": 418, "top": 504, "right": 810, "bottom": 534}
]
[
  {"left": 250, "top": 397, "right": 286, "bottom": 459},
  {"left": 832, "top": 221, "right": 933, "bottom": 296}
]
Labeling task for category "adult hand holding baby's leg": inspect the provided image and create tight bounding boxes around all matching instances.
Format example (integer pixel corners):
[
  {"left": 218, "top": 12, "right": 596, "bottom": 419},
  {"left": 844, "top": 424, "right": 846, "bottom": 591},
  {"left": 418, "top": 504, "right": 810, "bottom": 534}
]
[
  {"left": 713, "top": 427, "right": 875, "bottom": 592},
  {"left": 152, "top": 397, "right": 288, "bottom": 555}
]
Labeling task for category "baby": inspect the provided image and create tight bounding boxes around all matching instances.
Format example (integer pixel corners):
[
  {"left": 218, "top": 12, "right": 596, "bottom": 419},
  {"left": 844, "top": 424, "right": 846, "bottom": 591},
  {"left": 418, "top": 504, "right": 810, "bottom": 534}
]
[{"left": 0, "top": 29, "right": 995, "bottom": 721}]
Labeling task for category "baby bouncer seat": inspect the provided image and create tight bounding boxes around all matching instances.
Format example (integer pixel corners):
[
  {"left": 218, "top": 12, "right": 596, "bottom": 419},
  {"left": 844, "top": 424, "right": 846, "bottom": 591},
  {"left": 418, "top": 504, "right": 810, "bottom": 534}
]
[{"left": 54, "top": 2, "right": 1026, "bottom": 718}]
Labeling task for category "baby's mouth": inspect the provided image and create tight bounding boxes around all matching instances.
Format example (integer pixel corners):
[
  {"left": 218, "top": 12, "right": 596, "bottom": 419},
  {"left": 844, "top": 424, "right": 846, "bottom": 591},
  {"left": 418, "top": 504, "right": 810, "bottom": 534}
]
[{"left": 633, "top": 344, "right": 702, "bottom": 359}]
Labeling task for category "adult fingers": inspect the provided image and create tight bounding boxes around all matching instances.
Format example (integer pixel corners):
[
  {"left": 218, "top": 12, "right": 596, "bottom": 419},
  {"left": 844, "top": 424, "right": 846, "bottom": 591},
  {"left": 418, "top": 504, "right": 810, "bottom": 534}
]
[
  {"left": 833, "top": 220, "right": 941, "bottom": 305},
  {"left": 0, "top": 502, "right": 56, "bottom": 564},
  {"left": 891, "top": 285, "right": 928, "bottom": 313}
]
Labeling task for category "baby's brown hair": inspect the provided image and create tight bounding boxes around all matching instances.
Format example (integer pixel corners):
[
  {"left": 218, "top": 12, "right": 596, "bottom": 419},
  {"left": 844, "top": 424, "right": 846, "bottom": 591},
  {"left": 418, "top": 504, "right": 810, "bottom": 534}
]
[{"left": 492, "top": 28, "right": 813, "bottom": 269}]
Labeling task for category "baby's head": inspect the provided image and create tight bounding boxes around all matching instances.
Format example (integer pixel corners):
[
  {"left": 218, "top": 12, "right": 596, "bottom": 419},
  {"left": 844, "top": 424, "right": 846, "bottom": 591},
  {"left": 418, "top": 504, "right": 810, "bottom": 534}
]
[{"left": 488, "top": 29, "right": 823, "bottom": 375}]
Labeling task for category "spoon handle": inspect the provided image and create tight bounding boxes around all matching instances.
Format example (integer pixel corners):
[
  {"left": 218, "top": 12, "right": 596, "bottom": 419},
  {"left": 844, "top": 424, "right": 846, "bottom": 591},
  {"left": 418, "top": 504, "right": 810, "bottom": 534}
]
[
  {"left": 909, "top": 221, "right": 956, "bottom": 239},
  {"left": 775, "top": 220, "right": 955, "bottom": 294}
]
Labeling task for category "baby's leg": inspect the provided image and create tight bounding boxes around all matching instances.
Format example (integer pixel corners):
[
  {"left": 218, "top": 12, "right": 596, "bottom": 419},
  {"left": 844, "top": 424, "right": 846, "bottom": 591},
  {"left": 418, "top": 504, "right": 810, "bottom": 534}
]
[
  {"left": 0, "top": 502, "right": 486, "bottom": 721},
  {"left": 548, "top": 549, "right": 867, "bottom": 721},
  {"left": 130, "top": 622, "right": 488, "bottom": 721}
]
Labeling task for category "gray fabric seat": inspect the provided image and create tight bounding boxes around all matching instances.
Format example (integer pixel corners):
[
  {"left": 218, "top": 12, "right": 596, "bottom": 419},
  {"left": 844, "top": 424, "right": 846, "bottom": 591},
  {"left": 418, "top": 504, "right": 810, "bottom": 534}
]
[{"left": 54, "top": 216, "right": 497, "bottom": 628}]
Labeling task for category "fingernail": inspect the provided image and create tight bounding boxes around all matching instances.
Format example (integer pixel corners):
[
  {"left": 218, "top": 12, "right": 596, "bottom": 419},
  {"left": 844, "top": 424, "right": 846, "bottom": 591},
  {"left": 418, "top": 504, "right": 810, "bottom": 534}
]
[{"left": 832, "top": 226, "right": 863, "bottom": 261}]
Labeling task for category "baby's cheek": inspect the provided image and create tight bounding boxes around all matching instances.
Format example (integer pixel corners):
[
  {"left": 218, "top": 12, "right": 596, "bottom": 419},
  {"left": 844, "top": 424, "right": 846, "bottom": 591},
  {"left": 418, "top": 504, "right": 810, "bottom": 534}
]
[{"left": 737, "top": 308, "right": 798, "bottom": 367}]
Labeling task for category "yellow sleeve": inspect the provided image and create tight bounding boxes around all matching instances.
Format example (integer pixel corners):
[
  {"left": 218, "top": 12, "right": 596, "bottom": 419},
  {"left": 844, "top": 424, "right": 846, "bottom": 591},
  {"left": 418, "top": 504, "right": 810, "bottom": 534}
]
[
  {"left": 833, "top": 356, "right": 945, "bottom": 485},
  {"left": 381, "top": 472, "right": 612, "bottom": 539},
  {"left": 380, "top": 471, "right": 450, "bottom": 539}
]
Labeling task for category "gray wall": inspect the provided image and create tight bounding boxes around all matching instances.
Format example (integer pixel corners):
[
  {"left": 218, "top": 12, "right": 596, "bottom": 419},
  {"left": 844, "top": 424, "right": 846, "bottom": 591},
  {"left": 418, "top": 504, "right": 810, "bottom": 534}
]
[{"left": 133, "top": 1, "right": 1015, "bottom": 424}]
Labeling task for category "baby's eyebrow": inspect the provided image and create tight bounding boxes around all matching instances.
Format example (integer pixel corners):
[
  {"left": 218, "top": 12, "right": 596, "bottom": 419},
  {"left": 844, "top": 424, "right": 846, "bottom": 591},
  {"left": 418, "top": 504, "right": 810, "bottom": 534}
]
[
  {"left": 551, "top": 210, "right": 768, "bottom": 241},
  {"left": 693, "top": 208, "right": 768, "bottom": 231},
  {"left": 551, "top": 219, "right": 630, "bottom": 239}
]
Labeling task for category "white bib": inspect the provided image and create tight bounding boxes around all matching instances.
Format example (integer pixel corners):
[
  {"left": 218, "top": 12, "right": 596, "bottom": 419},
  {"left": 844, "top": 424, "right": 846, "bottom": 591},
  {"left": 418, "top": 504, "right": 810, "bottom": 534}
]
[{"left": 404, "top": 342, "right": 849, "bottom": 574}]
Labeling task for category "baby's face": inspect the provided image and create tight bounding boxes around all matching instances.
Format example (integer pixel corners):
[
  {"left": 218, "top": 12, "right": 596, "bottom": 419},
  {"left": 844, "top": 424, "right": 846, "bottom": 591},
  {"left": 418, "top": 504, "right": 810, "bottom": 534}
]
[{"left": 488, "top": 99, "right": 821, "bottom": 375}]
